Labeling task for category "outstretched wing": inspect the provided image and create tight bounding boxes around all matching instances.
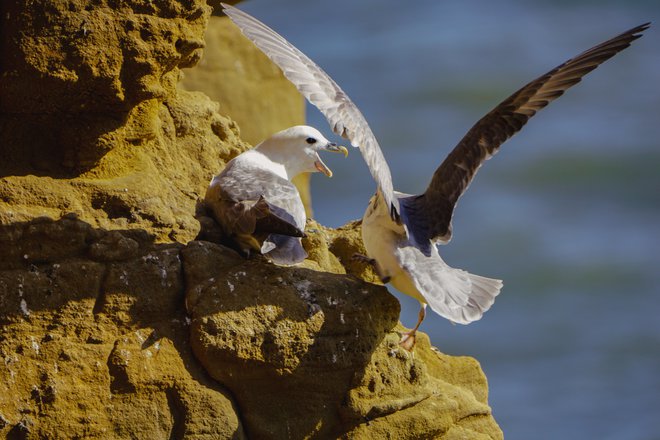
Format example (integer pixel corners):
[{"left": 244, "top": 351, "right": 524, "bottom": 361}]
[
  {"left": 401, "top": 22, "right": 649, "bottom": 250},
  {"left": 221, "top": 3, "right": 399, "bottom": 220}
]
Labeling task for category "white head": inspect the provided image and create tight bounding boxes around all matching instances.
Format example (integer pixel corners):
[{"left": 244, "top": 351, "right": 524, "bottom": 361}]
[{"left": 255, "top": 125, "right": 348, "bottom": 179}]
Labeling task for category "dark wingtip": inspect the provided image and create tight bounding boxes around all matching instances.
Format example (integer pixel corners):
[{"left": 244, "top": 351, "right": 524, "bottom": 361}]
[
  {"left": 390, "top": 204, "right": 401, "bottom": 224},
  {"left": 626, "top": 22, "right": 651, "bottom": 40}
]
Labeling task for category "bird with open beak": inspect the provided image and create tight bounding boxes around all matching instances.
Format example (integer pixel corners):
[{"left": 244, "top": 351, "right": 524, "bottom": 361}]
[{"left": 204, "top": 125, "right": 347, "bottom": 265}]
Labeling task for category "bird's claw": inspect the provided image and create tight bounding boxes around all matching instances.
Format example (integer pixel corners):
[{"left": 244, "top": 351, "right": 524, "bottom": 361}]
[
  {"left": 351, "top": 253, "right": 376, "bottom": 265},
  {"left": 399, "top": 331, "right": 417, "bottom": 352},
  {"left": 351, "top": 253, "right": 390, "bottom": 283}
]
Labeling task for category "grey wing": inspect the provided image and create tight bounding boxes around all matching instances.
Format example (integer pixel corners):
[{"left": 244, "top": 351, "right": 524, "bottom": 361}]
[
  {"left": 262, "top": 234, "right": 308, "bottom": 266},
  {"left": 208, "top": 165, "right": 306, "bottom": 237},
  {"left": 222, "top": 3, "right": 399, "bottom": 220},
  {"left": 400, "top": 23, "right": 649, "bottom": 252},
  {"left": 258, "top": 177, "right": 306, "bottom": 233}
]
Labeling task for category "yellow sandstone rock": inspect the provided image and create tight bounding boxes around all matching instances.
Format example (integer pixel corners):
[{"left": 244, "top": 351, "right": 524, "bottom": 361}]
[{"left": 0, "top": 1, "right": 502, "bottom": 438}]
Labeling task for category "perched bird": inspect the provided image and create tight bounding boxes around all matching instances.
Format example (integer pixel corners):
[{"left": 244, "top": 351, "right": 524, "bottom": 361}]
[
  {"left": 222, "top": 3, "right": 648, "bottom": 348},
  {"left": 205, "top": 125, "right": 347, "bottom": 265}
]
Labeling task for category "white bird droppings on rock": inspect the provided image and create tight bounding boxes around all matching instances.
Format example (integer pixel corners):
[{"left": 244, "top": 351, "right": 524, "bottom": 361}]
[
  {"left": 294, "top": 280, "right": 312, "bottom": 301},
  {"left": 20, "top": 299, "right": 30, "bottom": 317},
  {"left": 30, "top": 336, "right": 40, "bottom": 355}
]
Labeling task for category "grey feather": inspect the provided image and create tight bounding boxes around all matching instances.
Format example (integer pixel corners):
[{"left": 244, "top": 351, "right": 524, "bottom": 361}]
[
  {"left": 211, "top": 161, "right": 306, "bottom": 232},
  {"left": 205, "top": 160, "right": 307, "bottom": 263},
  {"left": 263, "top": 234, "right": 308, "bottom": 265},
  {"left": 396, "top": 245, "right": 502, "bottom": 324},
  {"left": 222, "top": 3, "right": 399, "bottom": 221}
]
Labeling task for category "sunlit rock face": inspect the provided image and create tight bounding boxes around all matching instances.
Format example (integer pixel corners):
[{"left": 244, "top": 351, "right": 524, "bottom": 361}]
[{"left": 0, "top": 1, "right": 502, "bottom": 438}]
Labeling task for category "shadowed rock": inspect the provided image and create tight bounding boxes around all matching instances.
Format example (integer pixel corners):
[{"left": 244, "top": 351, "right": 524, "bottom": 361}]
[{"left": 0, "top": 218, "right": 244, "bottom": 438}]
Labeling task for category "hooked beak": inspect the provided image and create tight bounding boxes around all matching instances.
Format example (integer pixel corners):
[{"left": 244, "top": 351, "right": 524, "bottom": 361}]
[
  {"left": 314, "top": 142, "right": 348, "bottom": 178},
  {"left": 324, "top": 142, "right": 349, "bottom": 157}
]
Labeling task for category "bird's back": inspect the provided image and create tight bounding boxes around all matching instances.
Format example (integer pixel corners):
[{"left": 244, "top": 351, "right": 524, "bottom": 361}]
[{"left": 205, "top": 151, "right": 307, "bottom": 260}]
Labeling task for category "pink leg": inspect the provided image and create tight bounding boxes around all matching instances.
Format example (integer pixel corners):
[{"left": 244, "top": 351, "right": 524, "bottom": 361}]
[{"left": 399, "top": 303, "right": 427, "bottom": 351}]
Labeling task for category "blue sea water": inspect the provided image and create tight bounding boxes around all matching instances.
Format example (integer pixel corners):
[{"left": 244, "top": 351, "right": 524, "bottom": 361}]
[{"left": 235, "top": 1, "right": 660, "bottom": 438}]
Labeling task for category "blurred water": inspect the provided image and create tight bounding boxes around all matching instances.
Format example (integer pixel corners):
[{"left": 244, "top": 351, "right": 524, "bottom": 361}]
[{"left": 236, "top": 1, "right": 660, "bottom": 438}]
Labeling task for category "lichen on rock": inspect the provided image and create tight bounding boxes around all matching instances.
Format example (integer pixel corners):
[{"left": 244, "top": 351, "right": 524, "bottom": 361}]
[
  {"left": 0, "top": 0, "right": 503, "bottom": 438},
  {"left": 184, "top": 240, "right": 501, "bottom": 439},
  {"left": 0, "top": 218, "right": 244, "bottom": 439}
]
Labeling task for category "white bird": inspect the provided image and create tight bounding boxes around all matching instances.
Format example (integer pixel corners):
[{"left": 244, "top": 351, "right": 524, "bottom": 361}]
[
  {"left": 222, "top": 3, "right": 648, "bottom": 348},
  {"left": 205, "top": 125, "right": 347, "bottom": 265}
]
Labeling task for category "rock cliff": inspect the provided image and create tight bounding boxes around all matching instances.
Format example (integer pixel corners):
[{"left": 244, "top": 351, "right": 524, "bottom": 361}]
[{"left": 0, "top": 0, "right": 502, "bottom": 438}]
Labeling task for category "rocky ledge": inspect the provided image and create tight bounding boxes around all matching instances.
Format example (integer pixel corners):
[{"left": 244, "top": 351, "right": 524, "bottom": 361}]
[
  {"left": 0, "top": 217, "right": 501, "bottom": 439},
  {"left": 0, "top": 0, "right": 502, "bottom": 438}
]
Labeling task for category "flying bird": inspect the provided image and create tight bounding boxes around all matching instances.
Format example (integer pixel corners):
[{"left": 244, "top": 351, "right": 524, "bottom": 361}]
[
  {"left": 222, "top": 3, "right": 648, "bottom": 348},
  {"left": 205, "top": 125, "right": 348, "bottom": 265}
]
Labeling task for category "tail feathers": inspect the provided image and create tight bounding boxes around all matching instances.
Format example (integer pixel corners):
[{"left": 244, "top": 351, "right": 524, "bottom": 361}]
[
  {"left": 423, "top": 269, "right": 502, "bottom": 325},
  {"left": 262, "top": 234, "right": 307, "bottom": 266},
  {"left": 460, "top": 273, "right": 503, "bottom": 322}
]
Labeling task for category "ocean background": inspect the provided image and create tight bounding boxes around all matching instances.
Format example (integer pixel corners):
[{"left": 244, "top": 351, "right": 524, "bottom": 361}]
[{"left": 236, "top": 1, "right": 660, "bottom": 439}]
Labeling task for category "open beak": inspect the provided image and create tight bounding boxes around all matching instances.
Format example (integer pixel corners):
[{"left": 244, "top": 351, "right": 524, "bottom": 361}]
[
  {"left": 314, "top": 155, "right": 333, "bottom": 177},
  {"left": 314, "top": 142, "right": 348, "bottom": 178}
]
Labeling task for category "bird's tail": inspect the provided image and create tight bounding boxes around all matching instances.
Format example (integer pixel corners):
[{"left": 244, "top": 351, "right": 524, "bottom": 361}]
[
  {"left": 423, "top": 268, "right": 502, "bottom": 325},
  {"left": 461, "top": 272, "right": 503, "bottom": 322},
  {"left": 262, "top": 234, "right": 308, "bottom": 266}
]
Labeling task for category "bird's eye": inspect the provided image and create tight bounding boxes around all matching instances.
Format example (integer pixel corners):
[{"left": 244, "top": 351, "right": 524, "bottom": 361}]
[{"left": 306, "top": 137, "right": 317, "bottom": 144}]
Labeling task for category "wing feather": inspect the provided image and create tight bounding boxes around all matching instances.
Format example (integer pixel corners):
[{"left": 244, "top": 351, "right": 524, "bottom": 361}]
[
  {"left": 222, "top": 3, "right": 399, "bottom": 219},
  {"left": 396, "top": 246, "right": 502, "bottom": 324},
  {"left": 406, "top": 22, "right": 649, "bottom": 245},
  {"left": 206, "top": 163, "right": 306, "bottom": 237}
]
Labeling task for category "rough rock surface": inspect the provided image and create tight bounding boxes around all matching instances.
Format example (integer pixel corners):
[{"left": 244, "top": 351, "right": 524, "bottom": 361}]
[
  {"left": 184, "top": 241, "right": 501, "bottom": 439},
  {"left": 179, "top": 15, "right": 304, "bottom": 147},
  {"left": 0, "top": 217, "right": 502, "bottom": 439},
  {"left": 0, "top": 0, "right": 503, "bottom": 439},
  {"left": 0, "top": 0, "right": 247, "bottom": 243},
  {"left": 0, "top": 218, "right": 245, "bottom": 439}
]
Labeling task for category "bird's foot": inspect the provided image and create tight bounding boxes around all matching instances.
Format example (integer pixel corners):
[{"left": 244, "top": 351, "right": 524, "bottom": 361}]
[
  {"left": 351, "top": 253, "right": 376, "bottom": 265},
  {"left": 399, "top": 331, "right": 417, "bottom": 352},
  {"left": 351, "top": 253, "right": 390, "bottom": 283}
]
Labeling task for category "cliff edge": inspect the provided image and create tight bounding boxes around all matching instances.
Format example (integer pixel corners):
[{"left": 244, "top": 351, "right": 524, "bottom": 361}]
[{"left": 0, "top": 1, "right": 502, "bottom": 438}]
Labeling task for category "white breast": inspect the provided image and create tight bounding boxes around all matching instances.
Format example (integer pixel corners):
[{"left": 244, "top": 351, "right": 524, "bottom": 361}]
[
  {"left": 362, "top": 197, "right": 405, "bottom": 279},
  {"left": 362, "top": 194, "right": 428, "bottom": 304}
]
